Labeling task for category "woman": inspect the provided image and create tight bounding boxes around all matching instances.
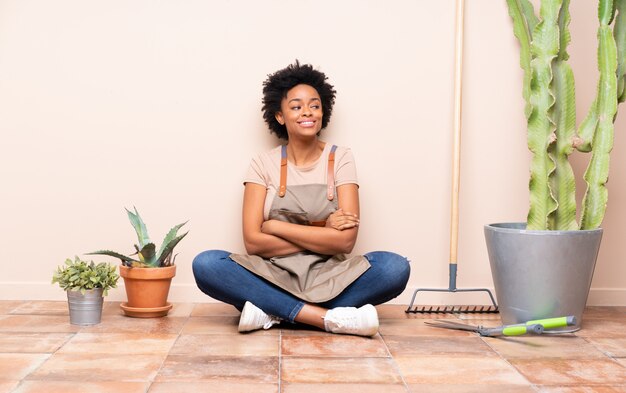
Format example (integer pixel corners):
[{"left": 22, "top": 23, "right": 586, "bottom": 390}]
[{"left": 193, "top": 61, "right": 410, "bottom": 337}]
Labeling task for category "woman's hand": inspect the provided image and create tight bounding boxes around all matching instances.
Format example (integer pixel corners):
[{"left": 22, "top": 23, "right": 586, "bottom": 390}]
[{"left": 325, "top": 208, "right": 360, "bottom": 231}]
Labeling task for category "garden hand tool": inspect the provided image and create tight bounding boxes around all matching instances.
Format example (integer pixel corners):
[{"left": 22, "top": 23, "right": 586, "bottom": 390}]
[{"left": 424, "top": 316, "right": 576, "bottom": 337}]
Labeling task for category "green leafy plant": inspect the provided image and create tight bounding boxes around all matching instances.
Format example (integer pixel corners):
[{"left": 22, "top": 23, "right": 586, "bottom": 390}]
[
  {"left": 52, "top": 256, "right": 119, "bottom": 295},
  {"left": 507, "top": 0, "right": 625, "bottom": 230},
  {"left": 88, "top": 207, "right": 189, "bottom": 268}
]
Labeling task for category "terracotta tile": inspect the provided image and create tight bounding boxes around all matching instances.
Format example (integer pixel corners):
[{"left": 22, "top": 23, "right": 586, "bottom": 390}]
[
  {"left": 170, "top": 334, "right": 278, "bottom": 357},
  {"left": 0, "top": 353, "right": 50, "bottom": 379},
  {"left": 27, "top": 353, "right": 166, "bottom": 381},
  {"left": 0, "top": 381, "right": 19, "bottom": 393},
  {"left": 585, "top": 338, "right": 626, "bottom": 358},
  {"left": 376, "top": 304, "right": 407, "bottom": 318},
  {"left": 281, "top": 357, "right": 402, "bottom": 384},
  {"left": 181, "top": 316, "right": 237, "bottom": 334},
  {"left": 379, "top": 318, "right": 474, "bottom": 337},
  {"left": 282, "top": 383, "right": 407, "bottom": 393},
  {"left": 385, "top": 335, "right": 497, "bottom": 357},
  {"left": 575, "top": 319, "right": 626, "bottom": 338},
  {"left": 156, "top": 355, "right": 278, "bottom": 383},
  {"left": 584, "top": 315, "right": 626, "bottom": 324},
  {"left": 280, "top": 324, "right": 328, "bottom": 336},
  {"left": 394, "top": 356, "right": 528, "bottom": 384},
  {"left": 535, "top": 386, "right": 626, "bottom": 393},
  {"left": 0, "top": 301, "right": 27, "bottom": 315},
  {"left": 407, "top": 384, "right": 536, "bottom": 393},
  {"left": 163, "top": 303, "right": 195, "bottom": 318},
  {"left": 58, "top": 333, "right": 177, "bottom": 355},
  {"left": 149, "top": 381, "right": 278, "bottom": 393},
  {"left": 377, "top": 304, "right": 422, "bottom": 319},
  {"left": 0, "top": 315, "right": 80, "bottom": 333},
  {"left": 182, "top": 316, "right": 278, "bottom": 335},
  {"left": 190, "top": 303, "right": 241, "bottom": 317},
  {"left": 457, "top": 312, "right": 503, "bottom": 321},
  {"left": 10, "top": 301, "right": 69, "bottom": 316},
  {"left": 282, "top": 334, "right": 389, "bottom": 357},
  {"left": 509, "top": 358, "right": 626, "bottom": 385},
  {"left": 13, "top": 381, "right": 150, "bottom": 393},
  {"left": 582, "top": 307, "right": 626, "bottom": 319},
  {"left": 80, "top": 314, "right": 185, "bottom": 334},
  {"left": 484, "top": 336, "right": 606, "bottom": 359},
  {"left": 101, "top": 302, "right": 124, "bottom": 316},
  {"left": 0, "top": 333, "right": 72, "bottom": 353},
  {"left": 451, "top": 318, "right": 504, "bottom": 327}
]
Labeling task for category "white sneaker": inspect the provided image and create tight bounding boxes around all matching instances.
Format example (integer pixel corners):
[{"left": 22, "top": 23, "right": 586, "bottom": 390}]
[
  {"left": 238, "top": 301, "right": 282, "bottom": 333},
  {"left": 323, "top": 304, "right": 379, "bottom": 337}
]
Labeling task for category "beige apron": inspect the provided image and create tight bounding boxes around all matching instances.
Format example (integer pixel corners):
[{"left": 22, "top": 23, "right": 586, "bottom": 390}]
[{"left": 230, "top": 144, "right": 370, "bottom": 303}]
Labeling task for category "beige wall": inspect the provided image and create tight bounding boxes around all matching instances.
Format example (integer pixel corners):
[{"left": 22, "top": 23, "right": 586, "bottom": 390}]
[{"left": 1, "top": 0, "right": 624, "bottom": 305}]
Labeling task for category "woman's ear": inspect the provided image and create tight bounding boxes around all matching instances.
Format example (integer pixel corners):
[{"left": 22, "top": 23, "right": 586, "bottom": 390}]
[{"left": 275, "top": 112, "right": 285, "bottom": 125}]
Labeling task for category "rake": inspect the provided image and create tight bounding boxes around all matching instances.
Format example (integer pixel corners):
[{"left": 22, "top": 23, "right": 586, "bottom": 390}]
[{"left": 406, "top": 0, "right": 498, "bottom": 314}]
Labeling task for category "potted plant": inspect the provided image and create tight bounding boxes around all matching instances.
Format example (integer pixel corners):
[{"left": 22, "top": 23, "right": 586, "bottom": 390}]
[
  {"left": 88, "top": 207, "right": 188, "bottom": 318},
  {"left": 485, "top": 0, "right": 625, "bottom": 331},
  {"left": 52, "top": 256, "right": 119, "bottom": 326}
]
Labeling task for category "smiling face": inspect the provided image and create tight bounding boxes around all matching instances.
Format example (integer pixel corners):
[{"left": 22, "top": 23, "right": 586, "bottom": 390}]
[{"left": 275, "top": 84, "right": 323, "bottom": 140}]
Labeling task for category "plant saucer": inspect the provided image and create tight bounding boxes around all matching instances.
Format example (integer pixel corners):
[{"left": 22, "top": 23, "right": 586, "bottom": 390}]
[{"left": 120, "top": 302, "right": 172, "bottom": 318}]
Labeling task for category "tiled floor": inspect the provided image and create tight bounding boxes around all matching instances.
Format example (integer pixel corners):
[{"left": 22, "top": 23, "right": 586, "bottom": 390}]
[{"left": 0, "top": 301, "right": 625, "bottom": 393}]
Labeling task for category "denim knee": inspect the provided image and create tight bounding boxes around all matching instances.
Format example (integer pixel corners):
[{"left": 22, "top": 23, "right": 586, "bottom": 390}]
[
  {"left": 365, "top": 251, "right": 411, "bottom": 291},
  {"left": 192, "top": 249, "right": 231, "bottom": 285}
]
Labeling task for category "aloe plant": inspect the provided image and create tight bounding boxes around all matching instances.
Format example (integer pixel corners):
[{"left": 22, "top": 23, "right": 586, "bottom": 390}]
[
  {"left": 507, "top": 0, "right": 626, "bottom": 230},
  {"left": 88, "top": 207, "right": 189, "bottom": 268}
]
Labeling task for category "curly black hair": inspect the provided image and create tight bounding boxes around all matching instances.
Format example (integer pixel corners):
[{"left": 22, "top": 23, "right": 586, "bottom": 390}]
[{"left": 262, "top": 60, "right": 336, "bottom": 140}]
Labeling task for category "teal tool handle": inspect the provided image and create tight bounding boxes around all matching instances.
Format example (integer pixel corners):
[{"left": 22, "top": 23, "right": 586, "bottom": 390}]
[{"left": 525, "top": 316, "right": 576, "bottom": 330}]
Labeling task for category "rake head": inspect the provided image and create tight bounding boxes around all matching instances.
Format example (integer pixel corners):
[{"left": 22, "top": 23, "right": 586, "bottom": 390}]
[
  {"left": 405, "top": 266, "right": 500, "bottom": 314},
  {"left": 406, "top": 304, "right": 499, "bottom": 314}
]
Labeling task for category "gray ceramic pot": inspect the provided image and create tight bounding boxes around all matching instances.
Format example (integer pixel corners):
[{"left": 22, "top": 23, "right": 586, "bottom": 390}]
[
  {"left": 67, "top": 288, "right": 104, "bottom": 326},
  {"left": 484, "top": 223, "right": 602, "bottom": 332}
]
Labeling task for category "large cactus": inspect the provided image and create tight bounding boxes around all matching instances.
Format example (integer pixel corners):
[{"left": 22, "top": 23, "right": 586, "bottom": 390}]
[{"left": 507, "top": 0, "right": 626, "bottom": 230}]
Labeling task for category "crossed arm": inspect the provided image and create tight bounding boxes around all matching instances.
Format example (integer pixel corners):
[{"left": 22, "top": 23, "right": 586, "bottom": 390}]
[{"left": 242, "top": 183, "right": 361, "bottom": 258}]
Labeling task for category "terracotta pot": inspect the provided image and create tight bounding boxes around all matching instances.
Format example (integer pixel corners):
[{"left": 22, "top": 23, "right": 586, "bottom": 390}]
[{"left": 119, "top": 265, "right": 176, "bottom": 318}]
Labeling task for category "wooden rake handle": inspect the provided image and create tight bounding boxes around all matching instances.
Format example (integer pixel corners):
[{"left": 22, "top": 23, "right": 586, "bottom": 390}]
[{"left": 450, "top": 0, "right": 465, "bottom": 266}]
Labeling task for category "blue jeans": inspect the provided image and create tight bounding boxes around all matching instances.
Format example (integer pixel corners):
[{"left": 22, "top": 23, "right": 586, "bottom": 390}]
[{"left": 192, "top": 250, "right": 410, "bottom": 322}]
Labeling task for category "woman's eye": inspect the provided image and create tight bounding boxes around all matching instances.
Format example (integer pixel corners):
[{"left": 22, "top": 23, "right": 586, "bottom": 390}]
[
  {"left": 311, "top": 105, "right": 320, "bottom": 109},
  {"left": 291, "top": 106, "right": 301, "bottom": 110}
]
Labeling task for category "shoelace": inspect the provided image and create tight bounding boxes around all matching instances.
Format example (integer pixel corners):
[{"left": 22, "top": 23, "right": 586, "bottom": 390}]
[
  {"left": 263, "top": 317, "right": 280, "bottom": 330},
  {"left": 334, "top": 314, "right": 357, "bottom": 329}
]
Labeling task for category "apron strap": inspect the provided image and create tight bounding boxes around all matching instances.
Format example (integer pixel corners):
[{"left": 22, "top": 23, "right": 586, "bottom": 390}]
[
  {"left": 327, "top": 145, "right": 337, "bottom": 201},
  {"left": 278, "top": 144, "right": 337, "bottom": 200},
  {"left": 279, "top": 145, "right": 288, "bottom": 197}
]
